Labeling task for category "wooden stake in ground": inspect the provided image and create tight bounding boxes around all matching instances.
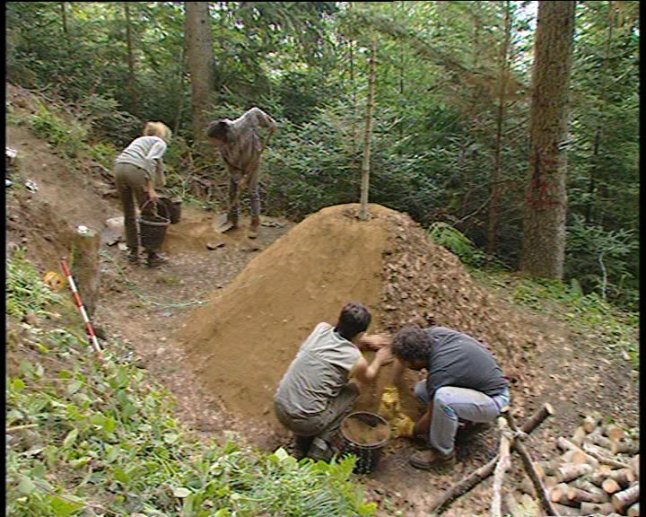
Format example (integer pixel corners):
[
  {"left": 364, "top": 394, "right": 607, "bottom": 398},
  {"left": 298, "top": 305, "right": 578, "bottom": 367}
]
[
  {"left": 69, "top": 225, "right": 101, "bottom": 317},
  {"left": 428, "top": 403, "right": 554, "bottom": 516},
  {"left": 358, "top": 37, "right": 377, "bottom": 221},
  {"left": 490, "top": 417, "right": 513, "bottom": 517}
]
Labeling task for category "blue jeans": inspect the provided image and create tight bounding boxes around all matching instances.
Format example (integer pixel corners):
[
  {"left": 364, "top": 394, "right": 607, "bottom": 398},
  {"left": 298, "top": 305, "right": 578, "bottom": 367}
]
[{"left": 414, "top": 381, "right": 511, "bottom": 455}]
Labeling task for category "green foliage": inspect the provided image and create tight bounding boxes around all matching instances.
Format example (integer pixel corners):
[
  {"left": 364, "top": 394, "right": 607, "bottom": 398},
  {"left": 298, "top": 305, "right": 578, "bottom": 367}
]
[
  {"left": 6, "top": 248, "right": 61, "bottom": 319},
  {"left": 487, "top": 273, "right": 638, "bottom": 369},
  {"left": 29, "top": 100, "right": 88, "bottom": 158},
  {"left": 6, "top": 255, "right": 376, "bottom": 517},
  {"left": 428, "top": 222, "right": 487, "bottom": 268},
  {"left": 566, "top": 214, "right": 638, "bottom": 309}
]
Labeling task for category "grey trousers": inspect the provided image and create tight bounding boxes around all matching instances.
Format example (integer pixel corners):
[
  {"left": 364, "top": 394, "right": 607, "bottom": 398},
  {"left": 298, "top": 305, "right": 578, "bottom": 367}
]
[
  {"left": 274, "top": 383, "right": 359, "bottom": 443},
  {"left": 414, "top": 381, "right": 511, "bottom": 455}
]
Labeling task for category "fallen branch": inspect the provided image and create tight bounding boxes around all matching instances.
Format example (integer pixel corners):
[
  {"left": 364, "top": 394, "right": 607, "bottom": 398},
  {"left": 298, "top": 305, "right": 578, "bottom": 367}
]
[
  {"left": 490, "top": 417, "right": 513, "bottom": 517},
  {"left": 428, "top": 403, "right": 554, "bottom": 515},
  {"left": 581, "top": 442, "right": 631, "bottom": 469},
  {"left": 505, "top": 411, "right": 559, "bottom": 516}
]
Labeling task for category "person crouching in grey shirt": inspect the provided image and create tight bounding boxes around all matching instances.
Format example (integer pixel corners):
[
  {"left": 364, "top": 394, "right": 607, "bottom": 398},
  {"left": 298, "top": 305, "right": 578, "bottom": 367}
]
[
  {"left": 274, "top": 302, "right": 392, "bottom": 461},
  {"left": 390, "top": 323, "right": 510, "bottom": 470}
]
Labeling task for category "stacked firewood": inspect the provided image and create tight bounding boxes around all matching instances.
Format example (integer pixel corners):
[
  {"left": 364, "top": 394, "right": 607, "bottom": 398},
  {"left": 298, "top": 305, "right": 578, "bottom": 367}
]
[{"left": 511, "top": 415, "right": 639, "bottom": 516}]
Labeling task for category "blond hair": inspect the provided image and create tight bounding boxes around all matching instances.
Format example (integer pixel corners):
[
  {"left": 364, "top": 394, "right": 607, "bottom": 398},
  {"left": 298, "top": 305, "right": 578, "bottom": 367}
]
[{"left": 143, "top": 121, "right": 172, "bottom": 143}]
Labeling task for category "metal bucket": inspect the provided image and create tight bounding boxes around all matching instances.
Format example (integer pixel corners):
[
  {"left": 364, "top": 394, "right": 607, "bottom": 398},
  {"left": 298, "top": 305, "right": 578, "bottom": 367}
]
[
  {"left": 339, "top": 412, "right": 391, "bottom": 474},
  {"left": 139, "top": 200, "right": 170, "bottom": 251}
]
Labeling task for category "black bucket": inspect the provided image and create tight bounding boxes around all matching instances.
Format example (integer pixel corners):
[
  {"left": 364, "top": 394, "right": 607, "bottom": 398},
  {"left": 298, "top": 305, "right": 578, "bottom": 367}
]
[
  {"left": 158, "top": 196, "right": 182, "bottom": 224},
  {"left": 139, "top": 199, "right": 170, "bottom": 251},
  {"left": 339, "top": 412, "right": 391, "bottom": 474}
]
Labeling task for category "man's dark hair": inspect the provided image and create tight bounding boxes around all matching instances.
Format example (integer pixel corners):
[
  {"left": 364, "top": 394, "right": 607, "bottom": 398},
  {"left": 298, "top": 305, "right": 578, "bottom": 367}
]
[
  {"left": 392, "top": 324, "right": 432, "bottom": 363},
  {"left": 334, "top": 302, "right": 371, "bottom": 340},
  {"left": 206, "top": 120, "right": 230, "bottom": 143}
]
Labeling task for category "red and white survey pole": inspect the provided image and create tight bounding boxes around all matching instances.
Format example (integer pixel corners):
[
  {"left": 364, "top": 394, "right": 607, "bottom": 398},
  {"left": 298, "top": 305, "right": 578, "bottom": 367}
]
[{"left": 60, "top": 258, "right": 103, "bottom": 355}]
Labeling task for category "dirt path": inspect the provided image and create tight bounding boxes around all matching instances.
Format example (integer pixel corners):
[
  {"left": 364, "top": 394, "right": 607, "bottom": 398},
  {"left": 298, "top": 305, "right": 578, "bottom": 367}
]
[{"left": 6, "top": 101, "right": 638, "bottom": 516}]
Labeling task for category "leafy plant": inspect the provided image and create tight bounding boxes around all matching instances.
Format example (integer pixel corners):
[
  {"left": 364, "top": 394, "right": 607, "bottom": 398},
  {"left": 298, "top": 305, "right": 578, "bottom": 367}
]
[
  {"left": 6, "top": 252, "right": 377, "bottom": 516},
  {"left": 29, "top": 100, "right": 88, "bottom": 158},
  {"left": 428, "top": 222, "right": 487, "bottom": 268},
  {"left": 7, "top": 248, "right": 61, "bottom": 319}
]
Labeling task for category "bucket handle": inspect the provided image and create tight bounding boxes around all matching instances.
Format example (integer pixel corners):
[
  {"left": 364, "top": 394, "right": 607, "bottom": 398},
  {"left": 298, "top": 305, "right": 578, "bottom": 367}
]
[{"left": 140, "top": 198, "right": 170, "bottom": 219}]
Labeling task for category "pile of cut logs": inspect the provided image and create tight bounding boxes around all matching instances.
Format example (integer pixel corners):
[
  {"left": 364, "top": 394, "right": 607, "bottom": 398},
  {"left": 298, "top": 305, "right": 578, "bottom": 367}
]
[{"left": 524, "top": 414, "right": 639, "bottom": 516}]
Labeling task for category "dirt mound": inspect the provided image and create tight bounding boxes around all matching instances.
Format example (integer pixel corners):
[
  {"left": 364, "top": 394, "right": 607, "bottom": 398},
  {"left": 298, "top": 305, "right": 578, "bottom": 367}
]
[
  {"left": 178, "top": 203, "right": 392, "bottom": 421},
  {"left": 178, "top": 203, "right": 565, "bottom": 427}
]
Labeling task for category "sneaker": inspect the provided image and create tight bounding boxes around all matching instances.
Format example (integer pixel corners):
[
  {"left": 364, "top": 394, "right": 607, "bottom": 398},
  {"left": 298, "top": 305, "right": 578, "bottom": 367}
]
[
  {"left": 127, "top": 247, "right": 140, "bottom": 264},
  {"left": 409, "top": 449, "right": 456, "bottom": 470},
  {"left": 146, "top": 252, "right": 168, "bottom": 268}
]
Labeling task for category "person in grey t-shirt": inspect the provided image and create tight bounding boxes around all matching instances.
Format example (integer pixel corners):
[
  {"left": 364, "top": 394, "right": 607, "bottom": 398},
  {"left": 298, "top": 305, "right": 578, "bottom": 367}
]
[
  {"left": 113, "top": 121, "right": 172, "bottom": 267},
  {"left": 274, "top": 302, "right": 392, "bottom": 461},
  {"left": 389, "top": 323, "right": 510, "bottom": 470},
  {"left": 206, "top": 107, "right": 277, "bottom": 239}
]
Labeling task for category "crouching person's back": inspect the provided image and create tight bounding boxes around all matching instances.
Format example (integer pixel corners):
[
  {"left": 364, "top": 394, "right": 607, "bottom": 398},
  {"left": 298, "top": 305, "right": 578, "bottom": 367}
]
[{"left": 274, "top": 302, "right": 391, "bottom": 461}]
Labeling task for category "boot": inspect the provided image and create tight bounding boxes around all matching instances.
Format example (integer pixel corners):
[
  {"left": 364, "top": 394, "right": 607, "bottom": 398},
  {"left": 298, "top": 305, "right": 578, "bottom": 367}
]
[
  {"left": 146, "top": 251, "right": 168, "bottom": 268},
  {"left": 409, "top": 448, "right": 456, "bottom": 470},
  {"left": 248, "top": 216, "right": 260, "bottom": 239},
  {"left": 127, "top": 247, "right": 140, "bottom": 265}
]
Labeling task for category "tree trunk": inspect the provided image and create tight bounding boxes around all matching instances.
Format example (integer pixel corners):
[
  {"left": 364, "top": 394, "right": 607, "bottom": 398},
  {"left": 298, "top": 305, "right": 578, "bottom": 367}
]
[
  {"left": 185, "top": 1, "right": 215, "bottom": 148},
  {"left": 359, "top": 37, "right": 377, "bottom": 221},
  {"left": 124, "top": 3, "right": 139, "bottom": 116},
  {"left": 60, "top": 2, "right": 69, "bottom": 36},
  {"left": 519, "top": 1, "right": 575, "bottom": 280},
  {"left": 585, "top": 1, "right": 615, "bottom": 224},
  {"left": 487, "top": 0, "right": 512, "bottom": 257}
]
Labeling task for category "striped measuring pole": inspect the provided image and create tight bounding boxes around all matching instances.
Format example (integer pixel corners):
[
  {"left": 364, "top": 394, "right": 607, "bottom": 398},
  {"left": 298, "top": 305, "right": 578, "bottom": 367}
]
[{"left": 60, "top": 259, "right": 103, "bottom": 355}]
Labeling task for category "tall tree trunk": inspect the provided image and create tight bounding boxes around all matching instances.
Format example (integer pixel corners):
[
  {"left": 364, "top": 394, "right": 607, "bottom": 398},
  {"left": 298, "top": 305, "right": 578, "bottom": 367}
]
[
  {"left": 519, "top": 1, "right": 575, "bottom": 280},
  {"left": 185, "top": 1, "right": 215, "bottom": 148},
  {"left": 585, "top": 1, "right": 615, "bottom": 224},
  {"left": 359, "top": 38, "right": 377, "bottom": 221},
  {"left": 60, "top": 2, "right": 69, "bottom": 36},
  {"left": 174, "top": 44, "right": 186, "bottom": 135},
  {"left": 124, "top": 3, "right": 139, "bottom": 116},
  {"left": 487, "top": 0, "right": 512, "bottom": 256}
]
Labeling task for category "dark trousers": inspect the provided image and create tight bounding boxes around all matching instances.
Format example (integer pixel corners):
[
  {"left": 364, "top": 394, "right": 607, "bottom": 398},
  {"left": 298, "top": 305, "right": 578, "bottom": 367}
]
[
  {"left": 228, "top": 169, "right": 261, "bottom": 223},
  {"left": 114, "top": 163, "right": 156, "bottom": 252}
]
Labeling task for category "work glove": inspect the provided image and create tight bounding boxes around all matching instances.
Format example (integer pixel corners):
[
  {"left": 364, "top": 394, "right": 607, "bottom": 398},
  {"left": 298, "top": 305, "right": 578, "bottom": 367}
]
[
  {"left": 378, "top": 385, "right": 401, "bottom": 421},
  {"left": 391, "top": 413, "right": 415, "bottom": 438}
]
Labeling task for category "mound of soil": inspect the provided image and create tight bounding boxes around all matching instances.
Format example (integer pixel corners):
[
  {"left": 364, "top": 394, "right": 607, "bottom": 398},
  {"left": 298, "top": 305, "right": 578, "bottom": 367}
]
[
  {"left": 178, "top": 203, "right": 565, "bottom": 428},
  {"left": 178, "top": 204, "right": 391, "bottom": 420}
]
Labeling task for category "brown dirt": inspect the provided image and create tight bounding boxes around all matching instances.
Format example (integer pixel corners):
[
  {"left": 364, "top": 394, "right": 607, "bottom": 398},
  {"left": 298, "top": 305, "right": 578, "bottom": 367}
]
[
  {"left": 342, "top": 414, "right": 391, "bottom": 446},
  {"left": 177, "top": 203, "right": 391, "bottom": 421},
  {"left": 7, "top": 83, "right": 638, "bottom": 517}
]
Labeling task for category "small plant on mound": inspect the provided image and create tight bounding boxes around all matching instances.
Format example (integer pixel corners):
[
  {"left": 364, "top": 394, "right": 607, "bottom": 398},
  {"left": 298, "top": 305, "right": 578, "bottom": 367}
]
[
  {"left": 428, "top": 222, "right": 489, "bottom": 268},
  {"left": 6, "top": 253, "right": 376, "bottom": 516}
]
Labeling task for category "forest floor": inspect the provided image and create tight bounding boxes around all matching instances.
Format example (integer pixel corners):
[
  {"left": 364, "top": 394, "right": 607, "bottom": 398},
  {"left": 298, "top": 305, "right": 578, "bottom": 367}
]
[{"left": 6, "top": 94, "right": 639, "bottom": 516}]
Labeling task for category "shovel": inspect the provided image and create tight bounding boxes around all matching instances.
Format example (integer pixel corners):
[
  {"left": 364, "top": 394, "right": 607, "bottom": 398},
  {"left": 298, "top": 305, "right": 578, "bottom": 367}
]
[{"left": 214, "top": 174, "right": 248, "bottom": 233}]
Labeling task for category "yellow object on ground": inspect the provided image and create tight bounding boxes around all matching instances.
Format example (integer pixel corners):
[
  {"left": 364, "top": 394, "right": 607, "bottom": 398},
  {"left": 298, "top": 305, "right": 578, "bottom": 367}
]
[
  {"left": 378, "top": 385, "right": 401, "bottom": 421},
  {"left": 43, "top": 271, "right": 65, "bottom": 291}
]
